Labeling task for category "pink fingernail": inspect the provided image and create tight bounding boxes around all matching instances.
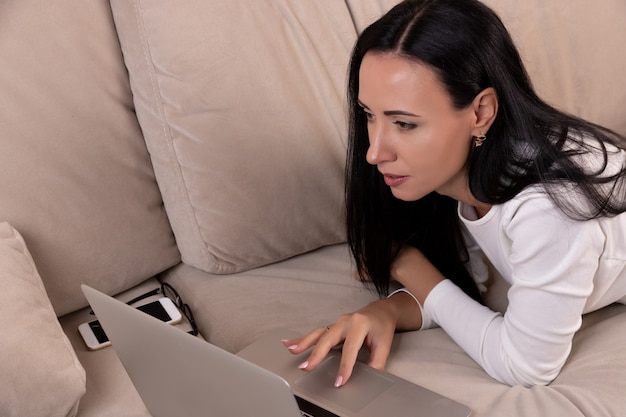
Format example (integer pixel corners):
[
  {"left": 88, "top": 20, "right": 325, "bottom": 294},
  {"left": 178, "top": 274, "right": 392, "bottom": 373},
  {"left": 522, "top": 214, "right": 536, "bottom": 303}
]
[
  {"left": 334, "top": 375, "right": 344, "bottom": 388},
  {"left": 287, "top": 345, "right": 298, "bottom": 350},
  {"left": 298, "top": 361, "right": 309, "bottom": 370}
]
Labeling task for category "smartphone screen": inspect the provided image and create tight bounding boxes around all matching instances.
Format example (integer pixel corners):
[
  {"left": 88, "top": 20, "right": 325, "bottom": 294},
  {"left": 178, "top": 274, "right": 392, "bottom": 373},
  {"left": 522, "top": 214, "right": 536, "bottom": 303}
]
[
  {"left": 136, "top": 300, "right": 172, "bottom": 321},
  {"left": 88, "top": 300, "right": 173, "bottom": 344},
  {"left": 88, "top": 320, "right": 110, "bottom": 344}
]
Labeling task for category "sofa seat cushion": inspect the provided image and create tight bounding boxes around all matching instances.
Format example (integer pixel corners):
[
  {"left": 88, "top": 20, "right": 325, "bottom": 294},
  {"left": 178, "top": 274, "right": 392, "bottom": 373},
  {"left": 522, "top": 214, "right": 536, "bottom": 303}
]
[
  {"left": 0, "top": 222, "right": 86, "bottom": 417},
  {"left": 164, "top": 244, "right": 626, "bottom": 416},
  {"left": 161, "top": 244, "right": 380, "bottom": 353}
]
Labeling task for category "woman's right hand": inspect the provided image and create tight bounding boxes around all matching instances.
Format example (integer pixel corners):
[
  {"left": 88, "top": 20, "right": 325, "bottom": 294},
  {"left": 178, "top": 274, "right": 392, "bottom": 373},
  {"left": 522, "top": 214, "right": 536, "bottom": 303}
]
[{"left": 281, "top": 292, "right": 422, "bottom": 387}]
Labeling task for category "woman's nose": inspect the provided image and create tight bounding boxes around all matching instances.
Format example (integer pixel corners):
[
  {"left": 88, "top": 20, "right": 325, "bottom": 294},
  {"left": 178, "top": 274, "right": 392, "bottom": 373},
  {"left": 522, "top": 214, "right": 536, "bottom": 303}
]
[{"left": 366, "top": 127, "right": 393, "bottom": 165}]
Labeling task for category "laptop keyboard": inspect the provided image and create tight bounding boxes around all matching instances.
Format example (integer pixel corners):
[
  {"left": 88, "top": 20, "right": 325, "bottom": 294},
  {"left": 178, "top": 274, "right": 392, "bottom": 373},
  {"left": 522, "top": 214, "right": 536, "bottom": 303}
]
[{"left": 296, "top": 396, "right": 339, "bottom": 417}]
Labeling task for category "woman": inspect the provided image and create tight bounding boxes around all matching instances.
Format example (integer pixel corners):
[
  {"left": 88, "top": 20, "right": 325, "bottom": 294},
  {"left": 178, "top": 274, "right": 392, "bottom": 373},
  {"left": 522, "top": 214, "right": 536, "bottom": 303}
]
[{"left": 283, "top": 0, "right": 626, "bottom": 387}]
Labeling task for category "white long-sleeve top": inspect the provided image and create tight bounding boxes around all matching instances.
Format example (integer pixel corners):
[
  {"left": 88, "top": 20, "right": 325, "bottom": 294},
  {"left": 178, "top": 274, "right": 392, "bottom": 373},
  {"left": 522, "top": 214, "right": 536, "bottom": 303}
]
[{"left": 419, "top": 185, "right": 626, "bottom": 387}]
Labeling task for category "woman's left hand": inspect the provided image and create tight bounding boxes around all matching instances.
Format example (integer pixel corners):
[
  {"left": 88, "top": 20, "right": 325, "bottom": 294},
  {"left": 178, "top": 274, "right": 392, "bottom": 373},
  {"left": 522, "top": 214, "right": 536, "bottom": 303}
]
[{"left": 281, "top": 292, "right": 421, "bottom": 387}]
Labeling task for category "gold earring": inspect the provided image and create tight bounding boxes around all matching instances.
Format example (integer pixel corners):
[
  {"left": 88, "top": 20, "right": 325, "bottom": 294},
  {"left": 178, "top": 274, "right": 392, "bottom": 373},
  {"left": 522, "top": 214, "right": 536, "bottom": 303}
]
[{"left": 473, "top": 135, "right": 487, "bottom": 148}]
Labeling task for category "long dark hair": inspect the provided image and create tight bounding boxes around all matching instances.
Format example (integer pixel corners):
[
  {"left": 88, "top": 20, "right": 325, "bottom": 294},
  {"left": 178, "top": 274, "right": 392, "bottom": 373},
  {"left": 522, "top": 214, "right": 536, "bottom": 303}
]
[{"left": 346, "top": 0, "right": 626, "bottom": 298}]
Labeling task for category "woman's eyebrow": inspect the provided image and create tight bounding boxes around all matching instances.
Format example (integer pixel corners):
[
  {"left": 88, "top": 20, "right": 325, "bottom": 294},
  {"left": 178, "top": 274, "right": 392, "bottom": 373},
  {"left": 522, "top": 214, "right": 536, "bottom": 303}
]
[
  {"left": 383, "top": 110, "right": 420, "bottom": 117},
  {"left": 357, "top": 100, "right": 420, "bottom": 117}
]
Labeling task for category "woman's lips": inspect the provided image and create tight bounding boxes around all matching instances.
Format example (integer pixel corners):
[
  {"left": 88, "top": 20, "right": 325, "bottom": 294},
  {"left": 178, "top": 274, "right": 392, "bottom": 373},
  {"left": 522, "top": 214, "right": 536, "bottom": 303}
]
[{"left": 383, "top": 173, "right": 409, "bottom": 187}]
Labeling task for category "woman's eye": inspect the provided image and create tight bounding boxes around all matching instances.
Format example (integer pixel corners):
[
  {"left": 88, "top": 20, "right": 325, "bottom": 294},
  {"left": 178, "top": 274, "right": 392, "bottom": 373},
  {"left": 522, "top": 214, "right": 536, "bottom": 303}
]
[
  {"left": 394, "top": 121, "right": 417, "bottom": 130},
  {"left": 364, "top": 111, "right": 375, "bottom": 122}
]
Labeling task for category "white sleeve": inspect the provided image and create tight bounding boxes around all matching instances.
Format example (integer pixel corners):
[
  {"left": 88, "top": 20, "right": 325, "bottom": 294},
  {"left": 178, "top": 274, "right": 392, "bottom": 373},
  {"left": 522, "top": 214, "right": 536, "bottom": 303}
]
[
  {"left": 387, "top": 287, "right": 435, "bottom": 330},
  {"left": 385, "top": 233, "right": 488, "bottom": 332},
  {"left": 424, "top": 197, "right": 601, "bottom": 387}
]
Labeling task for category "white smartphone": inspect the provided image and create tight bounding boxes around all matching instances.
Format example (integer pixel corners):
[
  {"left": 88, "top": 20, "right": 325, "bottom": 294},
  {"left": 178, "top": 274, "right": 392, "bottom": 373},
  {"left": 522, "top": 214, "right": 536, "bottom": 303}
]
[{"left": 78, "top": 297, "right": 182, "bottom": 350}]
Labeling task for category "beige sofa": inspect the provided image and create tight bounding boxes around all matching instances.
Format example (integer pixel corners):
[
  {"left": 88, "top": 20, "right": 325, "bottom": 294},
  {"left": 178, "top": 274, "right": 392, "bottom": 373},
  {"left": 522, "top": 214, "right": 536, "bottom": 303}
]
[{"left": 2, "top": 1, "right": 625, "bottom": 416}]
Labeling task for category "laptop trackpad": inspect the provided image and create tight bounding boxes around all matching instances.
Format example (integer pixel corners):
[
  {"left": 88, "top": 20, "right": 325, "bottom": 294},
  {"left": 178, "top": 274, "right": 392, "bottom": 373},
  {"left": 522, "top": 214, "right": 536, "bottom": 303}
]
[{"left": 294, "top": 356, "right": 394, "bottom": 412}]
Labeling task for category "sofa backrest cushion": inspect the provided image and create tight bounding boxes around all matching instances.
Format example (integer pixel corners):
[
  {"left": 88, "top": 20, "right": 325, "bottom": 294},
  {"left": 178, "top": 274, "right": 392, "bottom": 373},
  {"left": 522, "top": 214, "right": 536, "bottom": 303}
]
[
  {"left": 480, "top": 0, "right": 626, "bottom": 136},
  {"left": 0, "top": 1, "right": 181, "bottom": 315},
  {"left": 110, "top": 0, "right": 361, "bottom": 274}
]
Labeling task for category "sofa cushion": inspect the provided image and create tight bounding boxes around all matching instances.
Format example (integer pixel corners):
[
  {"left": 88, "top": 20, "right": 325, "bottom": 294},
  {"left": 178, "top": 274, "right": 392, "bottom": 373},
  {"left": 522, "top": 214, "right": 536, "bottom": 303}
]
[
  {"left": 109, "top": 0, "right": 362, "bottom": 274},
  {"left": 163, "top": 243, "right": 626, "bottom": 417},
  {"left": 475, "top": 0, "right": 626, "bottom": 136},
  {"left": 0, "top": 222, "right": 86, "bottom": 417},
  {"left": 0, "top": 1, "right": 180, "bottom": 315},
  {"left": 160, "top": 244, "right": 380, "bottom": 353}
]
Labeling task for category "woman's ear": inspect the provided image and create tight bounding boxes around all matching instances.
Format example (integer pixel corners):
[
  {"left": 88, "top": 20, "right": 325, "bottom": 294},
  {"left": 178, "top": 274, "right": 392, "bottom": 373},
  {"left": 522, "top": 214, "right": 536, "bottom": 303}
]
[{"left": 472, "top": 87, "right": 498, "bottom": 134}]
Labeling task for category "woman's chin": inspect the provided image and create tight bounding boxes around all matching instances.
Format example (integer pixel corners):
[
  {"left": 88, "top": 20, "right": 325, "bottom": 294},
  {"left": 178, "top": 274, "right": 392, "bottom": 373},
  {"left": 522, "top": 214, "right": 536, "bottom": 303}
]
[{"left": 390, "top": 187, "right": 425, "bottom": 202}]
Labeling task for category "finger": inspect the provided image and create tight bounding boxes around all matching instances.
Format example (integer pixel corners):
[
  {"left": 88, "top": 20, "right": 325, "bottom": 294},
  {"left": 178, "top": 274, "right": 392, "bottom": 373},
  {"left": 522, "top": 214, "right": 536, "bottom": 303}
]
[
  {"left": 282, "top": 326, "right": 326, "bottom": 354},
  {"left": 366, "top": 334, "right": 393, "bottom": 371},
  {"left": 281, "top": 336, "right": 307, "bottom": 352},
  {"left": 299, "top": 326, "right": 345, "bottom": 371},
  {"left": 334, "top": 327, "right": 369, "bottom": 387}
]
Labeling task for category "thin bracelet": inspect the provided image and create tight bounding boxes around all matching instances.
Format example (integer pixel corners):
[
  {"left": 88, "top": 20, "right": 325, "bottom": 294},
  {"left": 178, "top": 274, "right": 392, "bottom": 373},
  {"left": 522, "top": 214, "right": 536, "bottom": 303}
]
[{"left": 387, "top": 288, "right": 433, "bottom": 330}]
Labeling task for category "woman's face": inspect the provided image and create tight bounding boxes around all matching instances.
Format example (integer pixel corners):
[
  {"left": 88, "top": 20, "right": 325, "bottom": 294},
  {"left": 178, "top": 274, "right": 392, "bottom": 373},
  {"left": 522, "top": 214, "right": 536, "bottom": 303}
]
[{"left": 359, "top": 52, "right": 476, "bottom": 202}]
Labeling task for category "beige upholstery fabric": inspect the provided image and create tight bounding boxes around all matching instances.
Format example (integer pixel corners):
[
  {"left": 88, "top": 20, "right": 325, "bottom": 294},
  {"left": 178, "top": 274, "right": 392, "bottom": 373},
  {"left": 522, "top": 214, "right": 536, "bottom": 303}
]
[
  {"left": 0, "top": 1, "right": 180, "bottom": 315},
  {"left": 345, "top": 0, "right": 407, "bottom": 32},
  {"left": 481, "top": 0, "right": 626, "bottom": 136},
  {"left": 160, "top": 244, "right": 379, "bottom": 353},
  {"left": 109, "top": 0, "right": 358, "bottom": 274},
  {"left": 0, "top": 223, "right": 86, "bottom": 417}
]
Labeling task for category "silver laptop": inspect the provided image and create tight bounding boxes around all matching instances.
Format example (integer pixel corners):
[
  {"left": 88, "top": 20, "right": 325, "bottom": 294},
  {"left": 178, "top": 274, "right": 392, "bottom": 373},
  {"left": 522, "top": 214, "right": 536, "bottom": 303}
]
[{"left": 82, "top": 284, "right": 471, "bottom": 417}]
